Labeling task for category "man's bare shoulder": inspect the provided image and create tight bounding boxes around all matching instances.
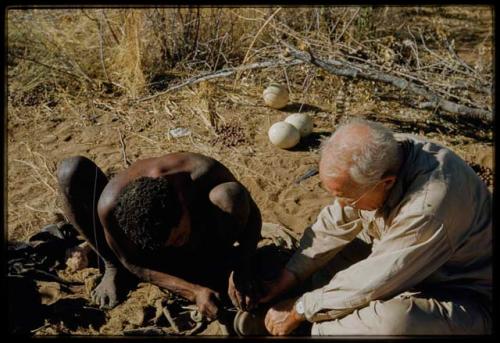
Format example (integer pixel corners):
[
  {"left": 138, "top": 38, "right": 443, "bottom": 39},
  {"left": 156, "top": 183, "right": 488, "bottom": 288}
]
[
  {"left": 96, "top": 153, "right": 223, "bottom": 214},
  {"left": 96, "top": 156, "right": 160, "bottom": 221}
]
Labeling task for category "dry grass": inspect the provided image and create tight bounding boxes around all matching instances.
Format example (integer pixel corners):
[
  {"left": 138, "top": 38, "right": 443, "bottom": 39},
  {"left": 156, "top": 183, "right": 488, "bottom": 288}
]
[
  {"left": 7, "top": 6, "right": 493, "bottom": 243},
  {"left": 6, "top": 9, "right": 494, "bottom": 336}
]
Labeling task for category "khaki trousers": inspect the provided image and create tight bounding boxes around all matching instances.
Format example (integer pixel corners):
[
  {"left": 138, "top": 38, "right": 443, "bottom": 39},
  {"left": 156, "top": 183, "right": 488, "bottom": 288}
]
[{"left": 309, "top": 232, "right": 492, "bottom": 335}]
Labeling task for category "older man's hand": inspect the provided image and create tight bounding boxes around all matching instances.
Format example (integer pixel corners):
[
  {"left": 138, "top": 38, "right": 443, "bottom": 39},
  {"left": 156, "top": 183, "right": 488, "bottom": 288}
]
[{"left": 264, "top": 297, "right": 305, "bottom": 336}]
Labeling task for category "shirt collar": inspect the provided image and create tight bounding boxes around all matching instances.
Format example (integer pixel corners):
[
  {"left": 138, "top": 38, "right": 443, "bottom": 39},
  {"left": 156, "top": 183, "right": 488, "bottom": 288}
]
[{"left": 376, "top": 139, "right": 413, "bottom": 217}]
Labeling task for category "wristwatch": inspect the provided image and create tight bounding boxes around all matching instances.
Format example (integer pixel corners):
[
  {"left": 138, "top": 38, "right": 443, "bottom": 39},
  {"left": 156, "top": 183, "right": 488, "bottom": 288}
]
[{"left": 294, "top": 296, "right": 305, "bottom": 319}]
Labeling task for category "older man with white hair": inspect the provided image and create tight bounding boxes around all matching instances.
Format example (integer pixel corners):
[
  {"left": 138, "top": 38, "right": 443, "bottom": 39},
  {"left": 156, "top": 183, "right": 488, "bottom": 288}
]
[{"left": 256, "top": 118, "right": 491, "bottom": 335}]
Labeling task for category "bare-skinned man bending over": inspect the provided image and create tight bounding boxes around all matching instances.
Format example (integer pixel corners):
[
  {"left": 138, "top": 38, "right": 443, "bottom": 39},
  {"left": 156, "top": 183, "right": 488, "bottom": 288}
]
[{"left": 57, "top": 152, "right": 261, "bottom": 320}]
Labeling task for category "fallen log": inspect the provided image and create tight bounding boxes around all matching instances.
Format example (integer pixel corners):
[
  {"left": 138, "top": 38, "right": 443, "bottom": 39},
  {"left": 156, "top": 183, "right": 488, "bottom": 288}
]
[
  {"left": 135, "top": 59, "right": 304, "bottom": 103},
  {"left": 283, "top": 42, "right": 492, "bottom": 122}
]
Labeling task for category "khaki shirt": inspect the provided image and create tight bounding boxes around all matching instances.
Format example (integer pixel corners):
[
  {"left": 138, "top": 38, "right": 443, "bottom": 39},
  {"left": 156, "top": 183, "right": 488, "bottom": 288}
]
[{"left": 286, "top": 134, "right": 492, "bottom": 322}]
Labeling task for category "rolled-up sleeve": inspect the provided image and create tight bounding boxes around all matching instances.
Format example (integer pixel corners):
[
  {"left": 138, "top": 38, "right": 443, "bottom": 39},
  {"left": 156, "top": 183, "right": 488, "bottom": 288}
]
[
  {"left": 285, "top": 200, "right": 363, "bottom": 283},
  {"left": 300, "top": 213, "right": 453, "bottom": 322}
]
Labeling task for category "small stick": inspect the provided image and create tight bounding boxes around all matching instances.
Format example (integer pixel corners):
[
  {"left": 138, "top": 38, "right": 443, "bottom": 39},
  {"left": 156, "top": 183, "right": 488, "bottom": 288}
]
[
  {"left": 234, "top": 7, "right": 282, "bottom": 85},
  {"left": 335, "top": 7, "right": 360, "bottom": 43},
  {"left": 185, "top": 322, "right": 204, "bottom": 336},
  {"left": 30, "top": 323, "right": 51, "bottom": 334},
  {"left": 283, "top": 42, "right": 492, "bottom": 122},
  {"left": 295, "top": 167, "right": 319, "bottom": 184},
  {"left": 136, "top": 59, "right": 304, "bottom": 103},
  {"left": 162, "top": 306, "right": 180, "bottom": 333},
  {"left": 118, "top": 130, "right": 131, "bottom": 167},
  {"left": 98, "top": 13, "right": 110, "bottom": 83},
  {"left": 102, "top": 10, "right": 120, "bottom": 45}
]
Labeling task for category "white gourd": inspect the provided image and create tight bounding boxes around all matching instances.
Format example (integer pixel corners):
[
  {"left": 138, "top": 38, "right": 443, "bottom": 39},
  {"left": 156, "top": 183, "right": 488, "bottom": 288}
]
[
  {"left": 285, "top": 113, "right": 313, "bottom": 137},
  {"left": 263, "top": 84, "right": 289, "bottom": 109},
  {"left": 268, "top": 121, "right": 300, "bottom": 149}
]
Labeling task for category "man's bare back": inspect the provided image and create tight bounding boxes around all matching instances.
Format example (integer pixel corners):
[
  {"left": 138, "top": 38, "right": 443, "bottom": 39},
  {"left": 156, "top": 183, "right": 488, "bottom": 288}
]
[{"left": 57, "top": 152, "right": 261, "bottom": 319}]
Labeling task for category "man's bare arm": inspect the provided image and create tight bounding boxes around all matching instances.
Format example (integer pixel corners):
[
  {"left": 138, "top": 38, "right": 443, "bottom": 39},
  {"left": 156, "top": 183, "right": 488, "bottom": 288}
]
[{"left": 120, "top": 259, "right": 221, "bottom": 319}]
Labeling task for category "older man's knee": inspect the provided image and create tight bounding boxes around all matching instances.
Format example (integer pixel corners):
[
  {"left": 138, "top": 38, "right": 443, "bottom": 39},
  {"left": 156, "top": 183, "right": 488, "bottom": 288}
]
[
  {"left": 312, "top": 299, "right": 416, "bottom": 335},
  {"left": 373, "top": 298, "right": 417, "bottom": 335}
]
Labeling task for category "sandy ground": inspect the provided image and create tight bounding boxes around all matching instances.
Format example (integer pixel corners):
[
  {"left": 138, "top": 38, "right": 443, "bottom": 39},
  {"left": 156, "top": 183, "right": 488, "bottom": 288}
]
[
  {"left": 7, "top": 7, "right": 493, "bottom": 336},
  {"left": 7, "top": 81, "right": 493, "bottom": 335}
]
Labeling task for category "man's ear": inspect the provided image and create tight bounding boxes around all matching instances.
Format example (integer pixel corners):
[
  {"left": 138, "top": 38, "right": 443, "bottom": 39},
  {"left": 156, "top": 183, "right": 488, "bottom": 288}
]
[{"left": 383, "top": 175, "right": 397, "bottom": 190}]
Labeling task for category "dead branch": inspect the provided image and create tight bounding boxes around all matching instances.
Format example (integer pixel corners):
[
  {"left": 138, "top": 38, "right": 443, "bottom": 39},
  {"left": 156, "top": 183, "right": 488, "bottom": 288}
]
[
  {"left": 118, "top": 130, "right": 131, "bottom": 167},
  {"left": 283, "top": 42, "right": 492, "bottom": 122},
  {"left": 162, "top": 306, "right": 180, "bottom": 333},
  {"left": 98, "top": 12, "right": 111, "bottom": 83},
  {"left": 9, "top": 52, "right": 86, "bottom": 82},
  {"left": 234, "top": 7, "right": 282, "bottom": 84},
  {"left": 135, "top": 59, "right": 304, "bottom": 103}
]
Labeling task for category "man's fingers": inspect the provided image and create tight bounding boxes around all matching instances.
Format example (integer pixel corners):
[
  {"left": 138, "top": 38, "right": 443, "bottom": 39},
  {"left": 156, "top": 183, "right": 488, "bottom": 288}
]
[
  {"left": 109, "top": 296, "right": 118, "bottom": 308},
  {"left": 99, "top": 296, "right": 106, "bottom": 309},
  {"left": 233, "top": 290, "right": 243, "bottom": 310},
  {"left": 229, "top": 291, "right": 239, "bottom": 308},
  {"left": 244, "top": 296, "right": 253, "bottom": 311}
]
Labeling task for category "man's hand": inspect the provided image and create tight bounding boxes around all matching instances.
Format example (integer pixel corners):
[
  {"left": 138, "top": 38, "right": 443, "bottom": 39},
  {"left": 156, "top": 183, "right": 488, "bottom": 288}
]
[
  {"left": 194, "top": 287, "right": 221, "bottom": 320},
  {"left": 91, "top": 266, "right": 121, "bottom": 309},
  {"left": 258, "top": 267, "right": 298, "bottom": 304},
  {"left": 264, "top": 297, "right": 305, "bottom": 336},
  {"left": 228, "top": 270, "right": 260, "bottom": 311}
]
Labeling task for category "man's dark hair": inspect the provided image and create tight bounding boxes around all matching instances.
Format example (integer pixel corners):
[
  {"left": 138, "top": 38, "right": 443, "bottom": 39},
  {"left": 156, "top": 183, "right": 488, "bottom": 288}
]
[{"left": 114, "top": 176, "right": 182, "bottom": 252}]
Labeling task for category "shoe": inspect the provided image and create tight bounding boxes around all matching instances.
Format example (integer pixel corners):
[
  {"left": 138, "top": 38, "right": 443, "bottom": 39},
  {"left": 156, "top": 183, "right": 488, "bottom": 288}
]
[{"left": 233, "top": 309, "right": 269, "bottom": 336}]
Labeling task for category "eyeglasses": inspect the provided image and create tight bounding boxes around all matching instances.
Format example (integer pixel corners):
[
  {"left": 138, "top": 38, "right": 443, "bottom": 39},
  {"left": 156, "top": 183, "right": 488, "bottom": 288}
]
[{"left": 336, "top": 180, "right": 383, "bottom": 207}]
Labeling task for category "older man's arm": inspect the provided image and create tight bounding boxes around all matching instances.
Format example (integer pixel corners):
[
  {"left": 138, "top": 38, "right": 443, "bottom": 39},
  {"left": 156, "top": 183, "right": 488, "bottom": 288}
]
[
  {"left": 299, "top": 213, "right": 452, "bottom": 322},
  {"left": 259, "top": 200, "right": 363, "bottom": 304}
]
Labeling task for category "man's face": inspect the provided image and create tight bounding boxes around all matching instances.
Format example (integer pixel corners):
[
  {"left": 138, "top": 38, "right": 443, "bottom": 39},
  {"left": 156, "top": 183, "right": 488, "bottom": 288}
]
[{"left": 319, "top": 166, "right": 393, "bottom": 211}]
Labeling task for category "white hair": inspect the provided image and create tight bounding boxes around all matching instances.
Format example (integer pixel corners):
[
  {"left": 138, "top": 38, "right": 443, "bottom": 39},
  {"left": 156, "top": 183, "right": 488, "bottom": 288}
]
[{"left": 320, "top": 118, "right": 400, "bottom": 186}]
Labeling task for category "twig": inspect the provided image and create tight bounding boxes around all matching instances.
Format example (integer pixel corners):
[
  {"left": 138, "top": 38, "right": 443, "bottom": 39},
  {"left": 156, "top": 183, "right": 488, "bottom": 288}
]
[
  {"left": 295, "top": 167, "right": 319, "bottom": 184},
  {"left": 12, "top": 159, "right": 57, "bottom": 194},
  {"left": 234, "top": 7, "right": 282, "bottom": 85},
  {"left": 135, "top": 59, "right": 304, "bottom": 103},
  {"left": 444, "top": 38, "right": 482, "bottom": 78},
  {"left": 185, "top": 322, "right": 205, "bottom": 336},
  {"left": 30, "top": 323, "right": 51, "bottom": 334},
  {"left": 213, "top": 33, "right": 228, "bottom": 72},
  {"left": 298, "top": 66, "right": 316, "bottom": 113},
  {"left": 98, "top": 13, "right": 110, "bottom": 83},
  {"left": 117, "top": 130, "right": 131, "bottom": 167},
  {"left": 162, "top": 306, "right": 180, "bottom": 333},
  {"left": 9, "top": 52, "right": 85, "bottom": 82},
  {"left": 127, "top": 131, "right": 161, "bottom": 145},
  {"left": 417, "top": 29, "right": 486, "bottom": 84},
  {"left": 283, "top": 42, "right": 492, "bottom": 122},
  {"left": 25, "top": 204, "right": 54, "bottom": 214},
  {"left": 335, "top": 7, "right": 360, "bottom": 43},
  {"left": 344, "top": 52, "right": 490, "bottom": 99},
  {"left": 32, "top": 150, "right": 58, "bottom": 185},
  {"left": 102, "top": 10, "right": 120, "bottom": 44},
  {"left": 406, "top": 26, "right": 421, "bottom": 69},
  {"left": 328, "top": 9, "right": 344, "bottom": 37}
]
